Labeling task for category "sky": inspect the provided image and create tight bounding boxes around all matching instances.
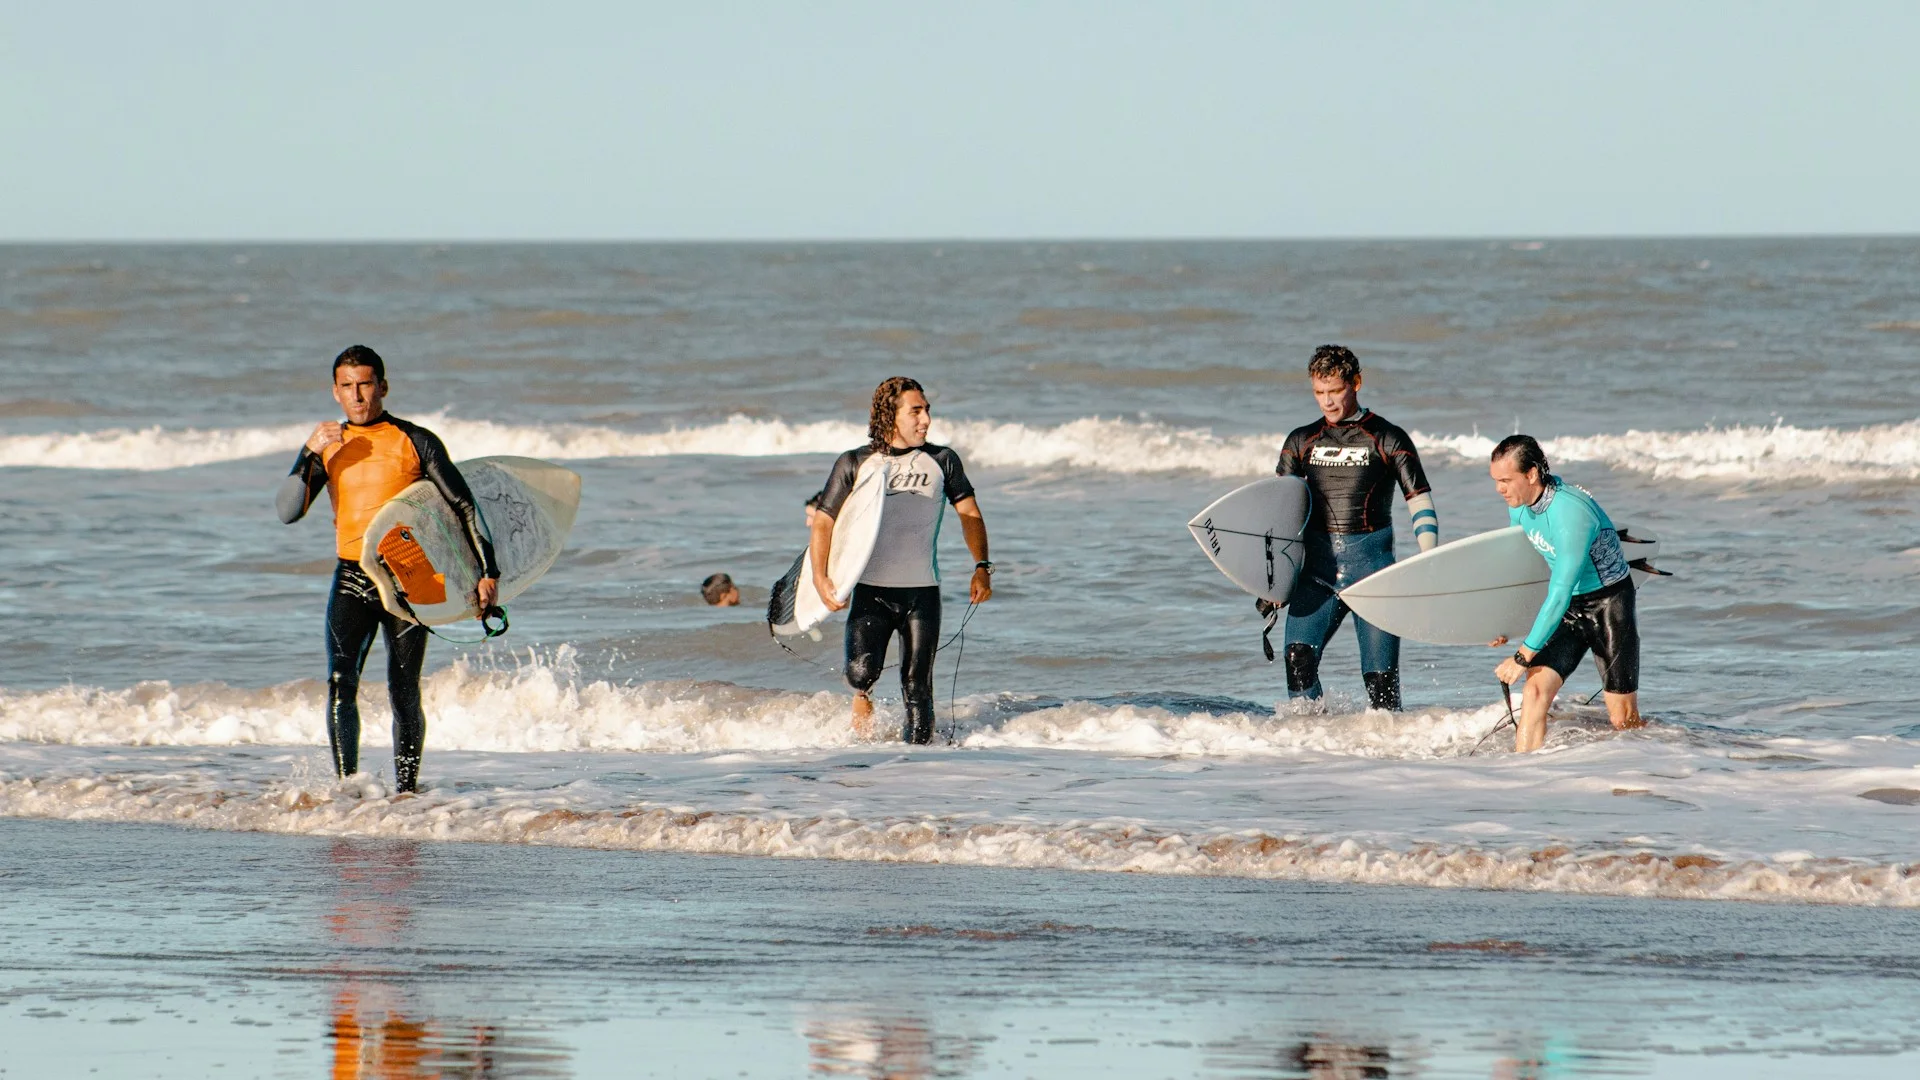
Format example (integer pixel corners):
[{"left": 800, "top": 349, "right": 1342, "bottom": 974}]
[{"left": 4, "top": 2, "right": 1918, "bottom": 241}]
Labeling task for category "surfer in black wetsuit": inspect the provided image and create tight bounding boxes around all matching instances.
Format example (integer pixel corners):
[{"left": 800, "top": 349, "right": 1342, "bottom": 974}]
[
  {"left": 809, "top": 377, "right": 993, "bottom": 743},
  {"left": 1273, "top": 345, "right": 1438, "bottom": 711},
  {"left": 277, "top": 346, "right": 499, "bottom": 793}
]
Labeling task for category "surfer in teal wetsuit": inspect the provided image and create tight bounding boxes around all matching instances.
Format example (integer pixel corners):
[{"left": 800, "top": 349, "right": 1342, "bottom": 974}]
[
  {"left": 1272, "top": 345, "right": 1439, "bottom": 711},
  {"left": 1488, "top": 434, "right": 1645, "bottom": 752}
]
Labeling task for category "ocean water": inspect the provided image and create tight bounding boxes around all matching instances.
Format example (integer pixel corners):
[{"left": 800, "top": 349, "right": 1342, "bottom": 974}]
[{"left": 2, "top": 241, "right": 1919, "bottom": 1072}]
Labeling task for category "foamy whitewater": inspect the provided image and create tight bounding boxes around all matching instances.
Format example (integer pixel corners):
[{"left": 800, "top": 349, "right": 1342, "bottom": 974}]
[{"left": 3, "top": 240, "right": 1918, "bottom": 910}]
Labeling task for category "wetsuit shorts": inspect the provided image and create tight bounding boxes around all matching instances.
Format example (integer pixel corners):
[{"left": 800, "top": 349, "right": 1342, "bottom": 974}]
[
  {"left": 844, "top": 584, "right": 941, "bottom": 744},
  {"left": 1530, "top": 576, "right": 1640, "bottom": 694}
]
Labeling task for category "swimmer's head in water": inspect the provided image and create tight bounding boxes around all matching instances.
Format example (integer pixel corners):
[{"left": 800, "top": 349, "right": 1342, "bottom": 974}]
[
  {"left": 701, "top": 573, "right": 740, "bottom": 606},
  {"left": 869, "top": 377, "right": 929, "bottom": 449},
  {"left": 332, "top": 345, "right": 388, "bottom": 426},
  {"left": 1306, "top": 345, "right": 1362, "bottom": 423},
  {"left": 1489, "top": 434, "right": 1552, "bottom": 507}
]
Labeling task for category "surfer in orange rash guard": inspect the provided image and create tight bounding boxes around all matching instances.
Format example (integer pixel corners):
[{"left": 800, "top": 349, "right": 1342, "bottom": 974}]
[{"left": 276, "top": 345, "right": 499, "bottom": 793}]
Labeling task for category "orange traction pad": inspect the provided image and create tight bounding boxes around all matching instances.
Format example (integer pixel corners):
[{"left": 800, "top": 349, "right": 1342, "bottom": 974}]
[{"left": 376, "top": 525, "right": 448, "bottom": 605}]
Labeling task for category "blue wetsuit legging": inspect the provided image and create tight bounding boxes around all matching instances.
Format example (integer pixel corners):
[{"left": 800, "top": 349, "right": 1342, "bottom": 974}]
[{"left": 1283, "top": 528, "right": 1400, "bottom": 705}]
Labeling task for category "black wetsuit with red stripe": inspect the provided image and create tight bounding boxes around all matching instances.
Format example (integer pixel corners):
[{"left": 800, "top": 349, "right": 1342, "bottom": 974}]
[{"left": 1277, "top": 409, "right": 1430, "bottom": 535}]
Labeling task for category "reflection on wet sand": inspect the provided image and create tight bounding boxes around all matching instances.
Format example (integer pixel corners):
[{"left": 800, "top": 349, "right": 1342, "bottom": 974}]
[
  {"left": 324, "top": 839, "right": 569, "bottom": 1079},
  {"left": 803, "top": 1008, "right": 976, "bottom": 1079}
]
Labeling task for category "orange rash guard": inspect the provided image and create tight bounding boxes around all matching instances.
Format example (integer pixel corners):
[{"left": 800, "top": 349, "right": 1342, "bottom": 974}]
[{"left": 279, "top": 413, "right": 500, "bottom": 578}]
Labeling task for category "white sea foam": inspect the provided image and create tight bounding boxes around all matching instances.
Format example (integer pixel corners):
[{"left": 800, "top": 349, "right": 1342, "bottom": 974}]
[
  {"left": 6, "top": 412, "right": 1913, "bottom": 483},
  {"left": 3, "top": 757, "right": 1917, "bottom": 908}
]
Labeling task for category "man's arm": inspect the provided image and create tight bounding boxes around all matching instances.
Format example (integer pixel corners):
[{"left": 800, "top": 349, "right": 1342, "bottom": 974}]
[
  {"left": 808, "top": 508, "right": 844, "bottom": 611},
  {"left": 405, "top": 427, "right": 501, "bottom": 607},
  {"left": 1386, "top": 428, "right": 1439, "bottom": 552},
  {"left": 1521, "top": 503, "right": 1601, "bottom": 654},
  {"left": 807, "top": 450, "right": 865, "bottom": 612},
  {"left": 954, "top": 496, "right": 992, "bottom": 604},
  {"left": 275, "top": 424, "right": 340, "bottom": 524}
]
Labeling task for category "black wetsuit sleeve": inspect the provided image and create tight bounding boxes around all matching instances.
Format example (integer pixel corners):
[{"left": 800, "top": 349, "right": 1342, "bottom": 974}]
[
  {"left": 1277, "top": 429, "right": 1307, "bottom": 477},
  {"left": 1381, "top": 423, "right": 1432, "bottom": 498},
  {"left": 404, "top": 423, "right": 501, "bottom": 580},
  {"left": 277, "top": 448, "right": 328, "bottom": 524},
  {"left": 815, "top": 449, "right": 866, "bottom": 519},
  {"left": 934, "top": 446, "right": 975, "bottom": 504}
]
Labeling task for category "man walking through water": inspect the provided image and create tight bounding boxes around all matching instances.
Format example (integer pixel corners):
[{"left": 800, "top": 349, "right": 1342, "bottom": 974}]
[
  {"left": 810, "top": 377, "right": 993, "bottom": 743},
  {"left": 276, "top": 345, "right": 499, "bottom": 793},
  {"left": 1273, "top": 345, "right": 1439, "bottom": 711},
  {"left": 1488, "top": 434, "right": 1644, "bottom": 752}
]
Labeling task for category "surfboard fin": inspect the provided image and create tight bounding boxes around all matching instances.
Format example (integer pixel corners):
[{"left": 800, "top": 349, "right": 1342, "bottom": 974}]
[{"left": 1628, "top": 558, "right": 1672, "bottom": 577}]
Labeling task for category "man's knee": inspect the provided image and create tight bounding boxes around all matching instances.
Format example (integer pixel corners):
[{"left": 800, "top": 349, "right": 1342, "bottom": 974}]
[
  {"left": 1523, "top": 673, "right": 1560, "bottom": 705},
  {"left": 845, "top": 654, "right": 882, "bottom": 694},
  {"left": 1284, "top": 644, "right": 1321, "bottom": 694}
]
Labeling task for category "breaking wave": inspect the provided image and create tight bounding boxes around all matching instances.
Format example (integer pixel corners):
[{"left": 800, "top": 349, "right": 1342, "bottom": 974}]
[
  {"left": 0, "top": 651, "right": 1511, "bottom": 759},
  {"left": 3, "top": 412, "right": 1913, "bottom": 484},
  {"left": 2, "top": 768, "right": 1915, "bottom": 907}
]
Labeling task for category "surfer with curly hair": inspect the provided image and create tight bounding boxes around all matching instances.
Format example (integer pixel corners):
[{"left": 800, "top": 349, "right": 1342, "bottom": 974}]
[
  {"left": 276, "top": 345, "right": 500, "bottom": 793},
  {"left": 1273, "top": 344, "right": 1438, "bottom": 711},
  {"left": 808, "top": 377, "right": 993, "bottom": 743}
]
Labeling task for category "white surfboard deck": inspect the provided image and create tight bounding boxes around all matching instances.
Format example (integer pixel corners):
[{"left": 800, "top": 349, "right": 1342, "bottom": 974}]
[
  {"left": 1338, "top": 525, "right": 1661, "bottom": 646},
  {"left": 359, "top": 456, "right": 582, "bottom": 626},
  {"left": 1187, "top": 476, "right": 1311, "bottom": 605},
  {"left": 768, "top": 454, "right": 888, "bottom": 636}
]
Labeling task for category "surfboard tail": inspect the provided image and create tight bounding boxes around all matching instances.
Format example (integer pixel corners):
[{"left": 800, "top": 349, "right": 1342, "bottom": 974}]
[{"left": 767, "top": 550, "right": 808, "bottom": 635}]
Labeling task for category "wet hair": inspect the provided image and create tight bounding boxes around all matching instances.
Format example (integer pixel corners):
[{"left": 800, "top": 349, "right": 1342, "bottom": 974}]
[
  {"left": 700, "top": 573, "right": 736, "bottom": 605},
  {"left": 1307, "top": 344, "right": 1360, "bottom": 384},
  {"left": 868, "top": 376, "right": 926, "bottom": 448},
  {"left": 333, "top": 344, "right": 386, "bottom": 382},
  {"left": 1491, "top": 434, "right": 1551, "bottom": 481}
]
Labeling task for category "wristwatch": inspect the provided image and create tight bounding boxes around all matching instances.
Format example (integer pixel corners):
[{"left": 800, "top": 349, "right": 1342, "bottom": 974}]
[
  {"left": 975, "top": 560, "right": 994, "bottom": 574},
  {"left": 1512, "top": 650, "right": 1530, "bottom": 667}
]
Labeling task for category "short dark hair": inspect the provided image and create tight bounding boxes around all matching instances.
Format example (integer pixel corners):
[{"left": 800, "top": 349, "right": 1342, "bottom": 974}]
[
  {"left": 1491, "top": 434, "right": 1551, "bottom": 480},
  {"left": 869, "top": 376, "right": 926, "bottom": 448},
  {"left": 1307, "top": 344, "right": 1360, "bottom": 384},
  {"left": 334, "top": 344, "right": 386, "bottom": 381},
  {"left": 804, "top": 490, "right": 823, "bottom": 509},
  {"left": 700, "top": 573, "right": 736, "bottom": 605}
]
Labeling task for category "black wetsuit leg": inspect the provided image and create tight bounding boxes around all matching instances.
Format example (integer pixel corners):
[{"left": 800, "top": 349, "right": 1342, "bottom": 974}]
[
  {"left": 844, "top": 585, "right": 943, "bottom": 744},
  {"left": 325, "top": 560, "right": 431, "bottom": 791}
]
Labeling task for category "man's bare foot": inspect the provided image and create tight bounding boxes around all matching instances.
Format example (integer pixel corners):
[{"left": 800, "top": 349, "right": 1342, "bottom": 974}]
[{"left": 851, "top": 693, "right": 874, "bottom": 739}]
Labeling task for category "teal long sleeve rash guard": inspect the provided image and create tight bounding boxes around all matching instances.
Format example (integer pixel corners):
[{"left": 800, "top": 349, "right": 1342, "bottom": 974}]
[{"left": 1510, "top": 479, "right": 1630, "bottom": 652}]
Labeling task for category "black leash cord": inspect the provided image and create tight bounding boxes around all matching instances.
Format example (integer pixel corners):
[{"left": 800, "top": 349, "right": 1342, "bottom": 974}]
[
  {"left": 944, "top": 599, "right": 980, "bottom": 745},
  {"left": 1469, "top": 680, "right": 1519, "bottom": 757}
]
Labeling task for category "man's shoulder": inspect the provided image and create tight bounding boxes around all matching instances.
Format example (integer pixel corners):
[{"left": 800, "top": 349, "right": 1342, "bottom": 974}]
[
  {"left": 1284, "top": 419, "right": 1326, "bottom": 444},
  {"left": 918, "top": 442, "right": 963, "bottom": 464},
  {"left": 1358, "top": 411, "right": 1416, "bottom": 445}
]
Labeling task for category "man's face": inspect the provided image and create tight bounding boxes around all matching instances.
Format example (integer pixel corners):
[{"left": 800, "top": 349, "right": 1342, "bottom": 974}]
[
  {"left": 1490, "top": 454, "right": 1545, "bottom": 508},
  {"left": 892, "top": 390, "right": 931, "bottom": 447},
  {"left": 1311, "top": 373, "right": 1361, "bottom": 423},
  {"left": 332, "top": 365, "right": 387, "bottom": 425}
]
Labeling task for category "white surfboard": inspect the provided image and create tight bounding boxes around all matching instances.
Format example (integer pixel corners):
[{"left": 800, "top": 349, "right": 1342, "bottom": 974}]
[
  {"left": 359, "top": 456, "right": 582, "bottom": 626},
  {"left": 1187, "top": 476, "right": 1311, "bottom": 606},
  {"left": 1337, "top": 525, "right": 1662, "bottom": 646},
  {"left": 768, "top": 455, "right": 888, "bottom": 636}
]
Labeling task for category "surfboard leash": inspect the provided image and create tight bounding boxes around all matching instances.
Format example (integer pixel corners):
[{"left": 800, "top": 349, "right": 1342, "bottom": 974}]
[
  {"left": 1469, "top": 681, "right": 1519, "bottom": 757},
  {"left": 943, "top": 599, "right": 980, "bottom": 746}
]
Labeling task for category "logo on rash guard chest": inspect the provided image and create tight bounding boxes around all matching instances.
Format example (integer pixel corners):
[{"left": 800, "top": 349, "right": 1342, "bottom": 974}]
[
  {"left": 1527, "top": 530, "right": 1557, "bottom": 558},
  {"left": 1310, "top": 446, "right": 1371, "bottom": 467},
  {"left": 887, "top": 464, "right": 934, "bottom": 496}
]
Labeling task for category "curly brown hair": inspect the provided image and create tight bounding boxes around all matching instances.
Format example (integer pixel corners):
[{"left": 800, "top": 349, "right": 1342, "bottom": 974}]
[
  {"left": 868, "top": 376, "right": 926, "bottom": 448},
  {"left": 1307, "top": 344, "right": 1361, "bottom": 384}
]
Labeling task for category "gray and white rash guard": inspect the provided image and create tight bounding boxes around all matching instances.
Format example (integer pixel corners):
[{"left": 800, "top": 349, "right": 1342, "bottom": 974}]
[{"left": 816, "top": 442, "right": 976, "bottom": 587}]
